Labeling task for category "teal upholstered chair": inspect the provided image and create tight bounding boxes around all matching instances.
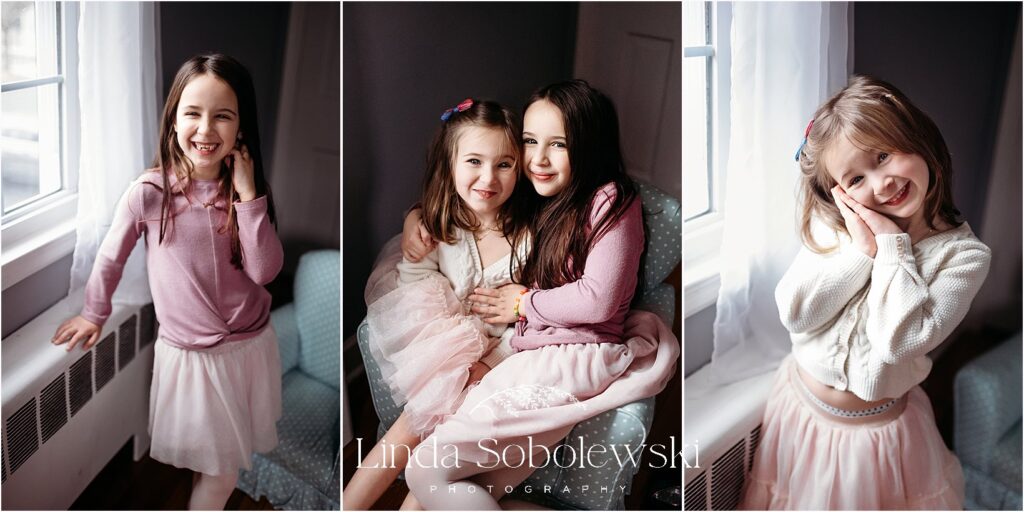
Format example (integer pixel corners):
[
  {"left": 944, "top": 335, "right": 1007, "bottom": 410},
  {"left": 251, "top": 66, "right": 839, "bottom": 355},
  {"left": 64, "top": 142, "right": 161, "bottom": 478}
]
[
  {"left": 954, "top": 332, "right": 1023, "bottom": 510},
  {"left": 355, "top": 182, "right": 680, "bottom": 509},
  {"left": 237, "top": 250, "right": 341, "bottom": 510}
]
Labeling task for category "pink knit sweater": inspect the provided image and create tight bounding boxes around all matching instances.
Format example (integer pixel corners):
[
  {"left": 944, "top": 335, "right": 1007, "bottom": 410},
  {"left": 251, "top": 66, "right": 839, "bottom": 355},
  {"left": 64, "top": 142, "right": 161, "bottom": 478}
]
[
  {"left": 82, "top": 171, "right": 283, "bottom": 349},
  {"left": 512, "top": 183, "right": 644, "bottom": 351}
]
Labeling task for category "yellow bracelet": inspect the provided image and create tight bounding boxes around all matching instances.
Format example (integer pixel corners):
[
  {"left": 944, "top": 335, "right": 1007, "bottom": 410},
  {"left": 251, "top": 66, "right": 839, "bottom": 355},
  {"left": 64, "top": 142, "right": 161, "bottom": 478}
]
[{"left": 512, "top": 289, "right": 529, "bottom": 320}]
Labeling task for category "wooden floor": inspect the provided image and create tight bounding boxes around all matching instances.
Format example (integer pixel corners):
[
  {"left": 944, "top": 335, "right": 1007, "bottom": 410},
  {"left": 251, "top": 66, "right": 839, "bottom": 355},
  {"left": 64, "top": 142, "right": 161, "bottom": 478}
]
[{"left": 70, "top": 440, "right": 276, "bottom": 510}]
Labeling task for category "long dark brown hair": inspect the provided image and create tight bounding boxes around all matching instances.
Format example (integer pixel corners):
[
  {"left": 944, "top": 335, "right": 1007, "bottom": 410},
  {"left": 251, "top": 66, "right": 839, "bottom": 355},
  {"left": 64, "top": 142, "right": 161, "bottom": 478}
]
[
  {"left": 420, "top": 99, "right": 532, "bottom": 273},
  {"left": 796, "top": 75, "right": 960, "bottom": 252},
  {"left": 152, "top": 53, "right": 276, "bottom": 269},
  {"left": 515, "top": 80, "right": 642, "bottom": 292}
]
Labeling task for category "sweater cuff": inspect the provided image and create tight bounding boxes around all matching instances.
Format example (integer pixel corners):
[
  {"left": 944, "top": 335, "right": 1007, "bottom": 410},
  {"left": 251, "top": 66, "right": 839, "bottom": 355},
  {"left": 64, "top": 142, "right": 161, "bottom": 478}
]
[
  {"left": 480, "top": 342, "right": 514, "bottom": 369},
  {"left": 80, "top": 310, "right": 106, "bottom": 327},
  {"left": 233, "top": 194, "right": 268, "bottom": 213},
  {"left": 874, "top": 233, "right": 912, "bottom": 264}
]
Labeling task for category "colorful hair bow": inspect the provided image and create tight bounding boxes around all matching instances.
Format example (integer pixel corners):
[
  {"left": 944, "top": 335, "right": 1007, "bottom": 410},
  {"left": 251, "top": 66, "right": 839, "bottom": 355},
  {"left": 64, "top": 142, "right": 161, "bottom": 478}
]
[
  {"left": 794, "top": 119, "right": 814, "bottom": 162},
  {"left": 440, "top": 98, "right": 474, "bottom": 121}
]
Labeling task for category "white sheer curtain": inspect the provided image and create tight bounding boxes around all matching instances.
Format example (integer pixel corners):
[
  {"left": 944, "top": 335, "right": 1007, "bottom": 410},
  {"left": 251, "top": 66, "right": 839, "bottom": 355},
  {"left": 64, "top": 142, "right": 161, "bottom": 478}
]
[
  {"left": 708, "top": 2, "right": 852, "bottom": 386},
  {"left": 68, "top": 2, "right": 158, "bottom": 307}
]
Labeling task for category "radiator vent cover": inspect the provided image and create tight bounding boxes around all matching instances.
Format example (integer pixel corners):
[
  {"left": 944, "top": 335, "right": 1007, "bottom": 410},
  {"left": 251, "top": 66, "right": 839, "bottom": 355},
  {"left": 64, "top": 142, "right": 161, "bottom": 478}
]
[
  {"left": 94, "top": 333, "right": 116, "bottom": 392},
  {"left": 69, "top": 352, "right": 93, "bottom": 416},
  {"left": 39, "top": 373, "right": 67, "bottom": 443},
  {"left": 710, "top": 438, "right": 746, "bottom": 509},
  {"left": 687, "top": 423, "right": 763, "bottom": 510},
  {"left": 684, "top": 470, "right": 707, "bottom": 510},
  {"left": 6, "top": 398, "right": 38, "bottom": 474},
  {"left": 118, "top": 315, "right": 137, "bottom": 370},
  {"left": 748, "top": 424, "right": 762, "bottom": 472}
]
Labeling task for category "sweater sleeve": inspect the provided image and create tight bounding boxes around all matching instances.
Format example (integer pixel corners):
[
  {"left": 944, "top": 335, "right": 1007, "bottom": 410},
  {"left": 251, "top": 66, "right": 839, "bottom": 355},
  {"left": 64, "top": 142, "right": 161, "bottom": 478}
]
[
  {"left": 81, "top": 184, "right": 146, "bottom": 326},
  {"left": 519, "top": 191, "right": 643, "bottom": 329},
  {"left": 396, "top": 246, "right": 442, "bottom": 284},
  {"left": 235, "top": 195, "right": 284, "bottom": 285},
  {"left": 774, "top": 244, "right": 874, "bottom": 334},
  {"left": 865, "top": 233, "right": 991, "bottom": 364}
]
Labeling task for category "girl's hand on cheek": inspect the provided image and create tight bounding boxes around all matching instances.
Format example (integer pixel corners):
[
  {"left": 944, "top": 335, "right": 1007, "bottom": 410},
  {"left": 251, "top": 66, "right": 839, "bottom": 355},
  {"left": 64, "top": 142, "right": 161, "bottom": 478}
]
[
  {"left": 832, "top": 186, "right": 877, "bottom": 258},
  {"left": 834, "top": 187, "right": 901, "bottom": 236},
  {"left": 227, "top": 144, "right": 256, "bottom": 202},
  {"left": 401, "top": 208, "right": 435, "bottom": 262},
  {"left": 469, "top": 284, "right": 527, "bottom": 324}
]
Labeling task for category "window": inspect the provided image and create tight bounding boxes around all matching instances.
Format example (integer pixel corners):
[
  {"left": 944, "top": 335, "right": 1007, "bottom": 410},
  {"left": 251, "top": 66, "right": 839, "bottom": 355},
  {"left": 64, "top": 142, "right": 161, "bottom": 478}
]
[
  {"left": 683, "top": 1, "right": 730, "bottom": 316},
  {"left": 1, "top": 1, "right": 79, "bottom": 290}
]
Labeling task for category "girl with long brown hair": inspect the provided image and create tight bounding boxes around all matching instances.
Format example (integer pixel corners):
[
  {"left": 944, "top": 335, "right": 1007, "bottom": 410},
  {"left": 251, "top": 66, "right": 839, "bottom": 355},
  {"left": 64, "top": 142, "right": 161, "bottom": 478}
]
[{"left": 52, "top": 54, "right": 283, "bottom": 510}]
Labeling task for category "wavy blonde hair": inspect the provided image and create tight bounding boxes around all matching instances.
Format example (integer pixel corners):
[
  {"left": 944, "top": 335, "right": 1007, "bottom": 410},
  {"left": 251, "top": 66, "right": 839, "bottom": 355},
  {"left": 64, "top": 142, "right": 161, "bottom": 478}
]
[{"left": 795, "top": 75, "right": 961, "bottom": 253}]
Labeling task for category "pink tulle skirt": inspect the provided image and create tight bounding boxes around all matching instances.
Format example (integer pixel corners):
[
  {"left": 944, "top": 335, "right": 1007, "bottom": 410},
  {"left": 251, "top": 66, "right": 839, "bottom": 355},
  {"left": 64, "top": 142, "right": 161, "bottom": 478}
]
[
  {"left": 741, "top": 356, "right": 964, "bottom": 510},
  {"left": 148, "top": 324, "right": 282, "bottom": 476},
  {"left": 366, "top": 274, "right": 490, "bottom": 437}
]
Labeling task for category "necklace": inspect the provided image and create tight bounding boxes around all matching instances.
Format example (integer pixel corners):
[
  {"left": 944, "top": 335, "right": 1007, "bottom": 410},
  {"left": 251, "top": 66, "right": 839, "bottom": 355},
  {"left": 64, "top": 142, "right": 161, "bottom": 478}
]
[{"left": 473, "top": 224, "right": 502, "bottom": 241}]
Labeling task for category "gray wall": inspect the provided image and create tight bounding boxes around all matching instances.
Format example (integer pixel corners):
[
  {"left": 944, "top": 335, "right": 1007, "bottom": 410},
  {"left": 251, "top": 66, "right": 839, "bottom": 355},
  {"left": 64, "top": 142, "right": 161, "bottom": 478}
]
[
  {"left": 343, "top": 3, "right": 578, "bottom": 337},
  {"left": 684, "top": 2, "right": 1022, "bottom": 375}
]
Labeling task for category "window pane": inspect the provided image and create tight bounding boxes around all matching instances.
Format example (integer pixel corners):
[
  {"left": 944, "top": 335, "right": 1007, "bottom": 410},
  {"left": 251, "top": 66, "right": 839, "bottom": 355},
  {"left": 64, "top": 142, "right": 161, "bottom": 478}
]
[
  {"left": 2, "top": 84, "right": 62, "bottom": 213},
  {"left": 683, "top": 2, "right": 710, "bottom": 220},
  {"left": 1, "top": 2, "right": 60, "bottom": 83}
]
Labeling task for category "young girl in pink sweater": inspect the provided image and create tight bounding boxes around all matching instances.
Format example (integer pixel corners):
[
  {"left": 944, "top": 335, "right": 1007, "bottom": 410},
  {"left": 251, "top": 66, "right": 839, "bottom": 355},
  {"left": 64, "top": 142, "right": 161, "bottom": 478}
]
[
  {"left": 51, "top": 54, "right": 283, "bottom": 510},
  {"left": 400, "top": 80, "right": 679, "bottom": 510}
]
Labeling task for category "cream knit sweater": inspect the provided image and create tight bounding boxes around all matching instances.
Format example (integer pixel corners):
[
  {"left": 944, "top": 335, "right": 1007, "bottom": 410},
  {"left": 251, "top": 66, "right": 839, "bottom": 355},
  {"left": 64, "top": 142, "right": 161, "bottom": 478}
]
[{"left": 776, "top": 222, "right": 991, "bottom": 401}]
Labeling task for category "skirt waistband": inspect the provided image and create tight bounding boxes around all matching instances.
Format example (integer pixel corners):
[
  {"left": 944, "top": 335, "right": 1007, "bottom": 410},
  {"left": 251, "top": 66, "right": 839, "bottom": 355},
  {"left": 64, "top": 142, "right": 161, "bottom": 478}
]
[
  {"left": 785, "top": 357, "right": 907, "bottom": 427},
  {"left": 157, "top": 323, "right": 275, "bottom": 355}
]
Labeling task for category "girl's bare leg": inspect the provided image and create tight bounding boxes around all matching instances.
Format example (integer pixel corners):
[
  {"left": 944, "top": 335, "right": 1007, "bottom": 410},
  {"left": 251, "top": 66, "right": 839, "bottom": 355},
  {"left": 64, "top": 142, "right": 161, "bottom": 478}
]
[
  {"left": 343, "top": 412, "right": 420, "bottom": 510},
  {"left": 188, "top": 471, "right": 238, "bottom": 510}
]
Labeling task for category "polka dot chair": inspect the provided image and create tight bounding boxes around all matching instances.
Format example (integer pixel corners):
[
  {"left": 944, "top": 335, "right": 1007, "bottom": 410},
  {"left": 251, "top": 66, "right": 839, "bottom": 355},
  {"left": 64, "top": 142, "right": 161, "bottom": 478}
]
[
  {"left": 237, "top": 250, "right": 341, "bottom": 510},
  {"left": 354, "top": 182, "right": 680, "bottom": 509},
  {"left": 954, "top": 332, "right": 1022, "bottom": 510}
]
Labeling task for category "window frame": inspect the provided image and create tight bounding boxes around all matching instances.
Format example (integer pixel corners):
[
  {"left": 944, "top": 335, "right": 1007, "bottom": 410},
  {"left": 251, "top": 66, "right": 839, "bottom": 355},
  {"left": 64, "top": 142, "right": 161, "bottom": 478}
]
[
  {"left": 1, "top": 1, "right": 80, "bottom": 291},
  {"left": 684, "top": 1, "right": 731, "bottom": 317}
]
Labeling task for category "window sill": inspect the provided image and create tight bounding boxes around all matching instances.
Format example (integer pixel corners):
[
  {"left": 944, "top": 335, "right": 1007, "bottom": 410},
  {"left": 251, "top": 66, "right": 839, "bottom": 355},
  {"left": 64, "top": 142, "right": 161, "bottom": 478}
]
[
  {"left": 2, "top": 194, "right": 78, "bottom": 291},
  {"left": 684, "top": 213, "right": 723, "bottom": 317}
]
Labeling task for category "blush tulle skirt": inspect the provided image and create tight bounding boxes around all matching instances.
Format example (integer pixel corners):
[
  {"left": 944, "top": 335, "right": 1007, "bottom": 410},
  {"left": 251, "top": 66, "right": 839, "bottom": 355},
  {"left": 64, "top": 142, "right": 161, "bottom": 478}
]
[{"left": 741, "top": 355, "right": 964, "bottom": 510}]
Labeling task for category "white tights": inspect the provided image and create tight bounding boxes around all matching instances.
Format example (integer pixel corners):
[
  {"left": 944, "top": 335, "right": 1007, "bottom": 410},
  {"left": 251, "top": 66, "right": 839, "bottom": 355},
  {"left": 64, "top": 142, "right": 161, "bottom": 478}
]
[{"left": 189, "top": 471, "right": 238, "bottom": 510}]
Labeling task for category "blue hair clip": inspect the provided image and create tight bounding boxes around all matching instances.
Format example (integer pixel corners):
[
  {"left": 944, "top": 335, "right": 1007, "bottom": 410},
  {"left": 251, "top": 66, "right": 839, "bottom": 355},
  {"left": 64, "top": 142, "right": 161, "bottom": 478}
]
[
  {"left": 440, "top": 98, "right": 474, "bottom": 122},
  {"left": 794, "top": 119, "right": 814, "bottom": 162}
]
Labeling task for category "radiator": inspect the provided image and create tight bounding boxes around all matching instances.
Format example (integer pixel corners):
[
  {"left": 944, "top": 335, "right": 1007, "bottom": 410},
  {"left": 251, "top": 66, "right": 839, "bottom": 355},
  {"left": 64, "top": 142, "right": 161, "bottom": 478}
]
[
  {"left": 684, "top": 366, "right": 774, "bottom": 510},
  {"left": 1, "top": 293, "right": 156, "bottom": 509}
]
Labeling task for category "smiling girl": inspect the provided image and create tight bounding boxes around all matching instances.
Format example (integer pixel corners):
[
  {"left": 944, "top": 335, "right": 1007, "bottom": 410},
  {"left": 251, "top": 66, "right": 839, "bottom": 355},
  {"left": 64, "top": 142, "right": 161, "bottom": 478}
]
[
  {"left": 344, "top": 99, "right": 533, "bottom": 510},
  {"left": 742, "top": 75, "right": 991, "bottom": 509},
  {"left": 52, "top": 54, "right": 282, "bottom": 510}
]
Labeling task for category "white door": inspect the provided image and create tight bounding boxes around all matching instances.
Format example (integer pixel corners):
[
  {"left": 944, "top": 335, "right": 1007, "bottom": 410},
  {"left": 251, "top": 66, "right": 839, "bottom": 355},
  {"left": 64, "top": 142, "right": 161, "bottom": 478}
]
[{"left": 573, "top": 3, "right": 682, "bottom": 199}]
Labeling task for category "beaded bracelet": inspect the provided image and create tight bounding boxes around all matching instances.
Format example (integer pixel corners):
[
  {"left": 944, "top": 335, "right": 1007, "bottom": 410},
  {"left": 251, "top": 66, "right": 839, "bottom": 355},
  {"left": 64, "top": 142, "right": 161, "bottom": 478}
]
[{"left": 512, "top": 289, "right": 529, "bottom": 321}]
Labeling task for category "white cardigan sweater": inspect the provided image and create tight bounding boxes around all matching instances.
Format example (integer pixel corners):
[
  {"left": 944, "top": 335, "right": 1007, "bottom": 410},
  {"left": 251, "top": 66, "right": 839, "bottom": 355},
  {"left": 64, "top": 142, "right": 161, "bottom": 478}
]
[{"left": 776, "top": 222, "right": 991, "bottom": 401}]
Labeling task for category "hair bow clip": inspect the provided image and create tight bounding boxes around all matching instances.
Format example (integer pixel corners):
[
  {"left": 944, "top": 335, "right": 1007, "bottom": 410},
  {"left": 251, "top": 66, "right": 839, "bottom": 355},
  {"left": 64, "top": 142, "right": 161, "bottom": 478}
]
[
  {"left": 440, "top": 98, "right": 474, "bottom": 121},
  {"left": 794, "top": 119, "right": 814, "bottom": 161}
]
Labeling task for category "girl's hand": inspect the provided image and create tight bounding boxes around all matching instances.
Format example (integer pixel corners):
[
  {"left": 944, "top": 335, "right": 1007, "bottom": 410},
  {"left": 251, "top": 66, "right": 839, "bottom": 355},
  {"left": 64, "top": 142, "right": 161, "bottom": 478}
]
[
  {"left": 226, "top": 143, "right": 256, "bottom": 202},
  {"left": 401, "top": 208, "right": 435, "bottom": 262},
  {"left": 831, "top": 186, "right": 880, "bottom": 258},
  {"left": 834, "top": 186, "right": 902, "bottom": 236},
  {"left": 466, "top": 361, "right": 490, "bottom": 387},
  {"left": 52, "top": 316, "right": 101, "bottom": 352},
  {"left": 469, "top": 284, "right": 527, "bottom": 324}
]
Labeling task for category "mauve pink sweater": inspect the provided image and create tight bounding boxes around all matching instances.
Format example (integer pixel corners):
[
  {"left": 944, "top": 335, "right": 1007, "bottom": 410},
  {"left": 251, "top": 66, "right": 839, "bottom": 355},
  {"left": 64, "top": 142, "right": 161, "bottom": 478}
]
[
  {"left": 82, "top": 171, "right": 283, "bottom": 349},
  {"left": 512, "top": 183, "right": 644, "bottom": 351}
]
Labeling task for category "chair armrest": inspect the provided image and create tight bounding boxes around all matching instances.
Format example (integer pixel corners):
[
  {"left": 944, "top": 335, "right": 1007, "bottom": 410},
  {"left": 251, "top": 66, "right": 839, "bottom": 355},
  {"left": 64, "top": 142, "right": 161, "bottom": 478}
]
[
  {"left": 272, "top": 303, "right": 300, "bottom": 374},
  {"left": 954, "top": 333, "right": 1023, "bottom": 471}
]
